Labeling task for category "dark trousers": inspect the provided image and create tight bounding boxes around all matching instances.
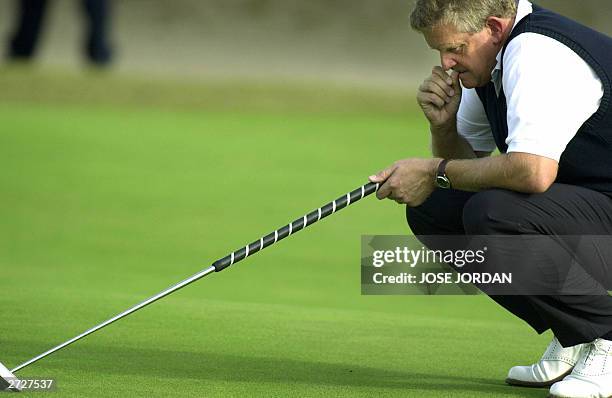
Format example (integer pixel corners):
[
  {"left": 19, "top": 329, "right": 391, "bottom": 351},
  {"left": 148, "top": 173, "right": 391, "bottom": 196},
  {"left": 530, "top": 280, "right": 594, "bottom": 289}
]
[
  {"left": 8, "top": 0, "right": 112, "bottom": 64},
  {"left": 406, "top": 183, "right": 612, "bottom": 347}
]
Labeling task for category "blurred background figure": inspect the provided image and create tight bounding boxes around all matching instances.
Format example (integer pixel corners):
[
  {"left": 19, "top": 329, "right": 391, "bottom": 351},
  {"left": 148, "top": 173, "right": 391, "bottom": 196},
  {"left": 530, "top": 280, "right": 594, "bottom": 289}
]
[{"left": 6, "top": 0, "right": 113, "bottom": 66}]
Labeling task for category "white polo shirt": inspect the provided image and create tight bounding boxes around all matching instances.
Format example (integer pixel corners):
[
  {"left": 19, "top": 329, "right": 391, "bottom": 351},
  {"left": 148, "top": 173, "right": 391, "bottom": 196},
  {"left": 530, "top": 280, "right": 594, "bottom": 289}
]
[{"left": 456, "top": 0, "right": 604, "bottom": 161}]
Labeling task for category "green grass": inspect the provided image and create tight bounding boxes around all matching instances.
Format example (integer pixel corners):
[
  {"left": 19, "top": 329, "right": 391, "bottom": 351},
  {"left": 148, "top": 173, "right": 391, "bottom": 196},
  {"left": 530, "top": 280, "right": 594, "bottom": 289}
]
[{"left": 0, "top": 69, "right": 551, "bottom": 397}]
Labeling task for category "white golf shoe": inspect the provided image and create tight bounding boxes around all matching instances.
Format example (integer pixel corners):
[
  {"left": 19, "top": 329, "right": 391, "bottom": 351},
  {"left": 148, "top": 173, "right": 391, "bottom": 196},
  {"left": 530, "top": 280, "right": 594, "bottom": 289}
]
[
  {"left": 506, "top": 336, "right": 586, "bottom": 387},
  {"left": 549, "top": 338, "right": 612, "bottom": 398}
]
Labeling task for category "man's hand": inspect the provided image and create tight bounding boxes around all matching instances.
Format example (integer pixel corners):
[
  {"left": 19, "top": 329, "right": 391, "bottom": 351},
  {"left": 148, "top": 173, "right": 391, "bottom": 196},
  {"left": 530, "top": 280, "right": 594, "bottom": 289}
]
[
  {"left": 369, "top": 158, "right": 440, "bottom": 207},
  {"left": 417, "top": 66, "right": 462, "bottom": 130}
]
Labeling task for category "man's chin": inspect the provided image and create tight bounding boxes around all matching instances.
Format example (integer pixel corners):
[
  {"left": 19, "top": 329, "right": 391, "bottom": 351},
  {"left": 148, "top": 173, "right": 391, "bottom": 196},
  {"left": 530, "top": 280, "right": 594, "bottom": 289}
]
[
  {"left": 458, "top": 75, "right": 478, "bottom": 89},
  {"left": 460, "top": 73, "right": 493, "bottom": 89}
]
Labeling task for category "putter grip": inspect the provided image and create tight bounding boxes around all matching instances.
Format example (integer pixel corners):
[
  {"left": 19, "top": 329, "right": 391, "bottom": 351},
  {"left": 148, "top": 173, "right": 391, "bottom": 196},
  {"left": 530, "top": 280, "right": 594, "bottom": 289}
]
[{"left": 212, "top": 182, "right": 379, "bottom": 272}]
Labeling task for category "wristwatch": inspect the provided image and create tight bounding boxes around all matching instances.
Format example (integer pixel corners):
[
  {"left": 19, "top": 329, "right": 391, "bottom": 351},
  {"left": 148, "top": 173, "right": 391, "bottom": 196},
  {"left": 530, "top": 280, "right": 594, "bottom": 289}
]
[{"left": 435, "top": 159, "right": 452, "bottom": 189}]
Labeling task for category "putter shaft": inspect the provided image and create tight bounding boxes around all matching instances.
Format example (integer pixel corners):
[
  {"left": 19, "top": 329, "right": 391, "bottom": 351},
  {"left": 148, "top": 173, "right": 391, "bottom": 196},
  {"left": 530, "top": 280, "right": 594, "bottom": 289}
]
[{"left": 11, "top": 182, "right": 379, "bottom": 374}]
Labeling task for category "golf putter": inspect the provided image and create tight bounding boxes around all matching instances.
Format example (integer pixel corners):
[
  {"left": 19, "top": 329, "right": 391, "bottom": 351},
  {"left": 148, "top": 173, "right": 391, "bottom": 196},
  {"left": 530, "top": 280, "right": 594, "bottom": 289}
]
[{"left": 1, "top": 182, "right": 380, "bottom": 392}]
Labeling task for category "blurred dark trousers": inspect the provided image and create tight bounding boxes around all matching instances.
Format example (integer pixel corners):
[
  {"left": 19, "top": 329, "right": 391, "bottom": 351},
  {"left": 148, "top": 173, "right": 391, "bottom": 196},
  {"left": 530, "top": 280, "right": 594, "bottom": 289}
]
[
  {"left": 7, "top": 0, "right": 112, "bottom": 64},
  {"left": 406, "top": 183, "right": 612, "bottom": 347}
]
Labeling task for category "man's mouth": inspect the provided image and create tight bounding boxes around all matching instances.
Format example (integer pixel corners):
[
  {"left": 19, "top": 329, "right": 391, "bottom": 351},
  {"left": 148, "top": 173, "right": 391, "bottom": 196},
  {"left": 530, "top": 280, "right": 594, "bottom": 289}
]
[{"left": 452, "top": 70, "right": 467, "bottom": 79}]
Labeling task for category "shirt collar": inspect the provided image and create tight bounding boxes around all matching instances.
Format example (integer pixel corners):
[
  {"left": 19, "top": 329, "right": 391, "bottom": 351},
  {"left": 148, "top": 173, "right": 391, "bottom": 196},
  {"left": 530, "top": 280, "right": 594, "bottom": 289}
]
[{"left": 493, "top": 0, "right": 533, "bottom": 74}]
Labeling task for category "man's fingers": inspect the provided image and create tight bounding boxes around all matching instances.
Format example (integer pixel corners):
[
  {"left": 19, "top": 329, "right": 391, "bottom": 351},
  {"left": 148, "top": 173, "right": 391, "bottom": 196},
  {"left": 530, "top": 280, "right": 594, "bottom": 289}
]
[
  {"left": 450, "top": 70, "right": 462, "bottom": 97},
  {"left": 420, "top": 79, "right": 453, "bottom": 103},
  {"left": 376, "top": 179, "right": 392, "bottom": 200},
  {"left": 369, "top": 166, "right": 394, "bottom": 183},
  {"left": 431, "top": 77, "right": 455, "bottom": 97},
  {"left": 418, "top": 92, "right": 446, "bottom": 108},
  {"left": 432, "top": 66, "right": 454, "bottom": 86},
  {"left": 369, "top": 166, "right": 396, "bottom": 200},
  {"left": 424, "top": 67, "right": 455, "bottom": 100},
  {"left": 377, "top": 181, "right": 405, "bottom": 204}
]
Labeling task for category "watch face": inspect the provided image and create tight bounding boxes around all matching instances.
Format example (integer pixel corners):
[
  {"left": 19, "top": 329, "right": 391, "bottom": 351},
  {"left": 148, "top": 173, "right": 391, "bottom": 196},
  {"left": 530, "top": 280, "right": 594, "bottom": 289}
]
[{"left": 436, "top": 175, "right": 451, "bottom": 189}]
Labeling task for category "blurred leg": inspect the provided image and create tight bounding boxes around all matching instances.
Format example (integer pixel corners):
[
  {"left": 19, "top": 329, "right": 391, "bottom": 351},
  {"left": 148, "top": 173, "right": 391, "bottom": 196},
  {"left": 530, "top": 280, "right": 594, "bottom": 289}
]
[
  {"left": 81, "top": 0, "right": 113, "bottom": 65},
  {"left": 7, "top": 0, "right": 49, "bottom": 60}
]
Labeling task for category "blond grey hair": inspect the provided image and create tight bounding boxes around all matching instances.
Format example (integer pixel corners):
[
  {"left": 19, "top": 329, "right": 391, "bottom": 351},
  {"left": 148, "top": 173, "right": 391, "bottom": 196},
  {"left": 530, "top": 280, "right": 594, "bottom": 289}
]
[{"left": 410, "top": 0, "right": 518, "bottom": 33}]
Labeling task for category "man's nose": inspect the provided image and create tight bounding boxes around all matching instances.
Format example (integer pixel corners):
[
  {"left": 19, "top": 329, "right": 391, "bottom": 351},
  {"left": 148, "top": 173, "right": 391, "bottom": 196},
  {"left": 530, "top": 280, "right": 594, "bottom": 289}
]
[{"left": 440, "top": 54, "right": 457, "bottom": 71}]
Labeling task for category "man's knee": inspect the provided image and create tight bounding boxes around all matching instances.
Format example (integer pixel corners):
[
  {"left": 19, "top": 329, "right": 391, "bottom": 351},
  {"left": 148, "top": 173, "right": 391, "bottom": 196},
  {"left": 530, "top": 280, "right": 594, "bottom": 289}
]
[
  {"left": 462, "top": 189, "right": 528, "bottom": 234},
  {"left": 406, "top": 188, "right": 473, "bottom": 235},
  {"left": 406, "top": 202, "right": 433, "bottom": 236}
]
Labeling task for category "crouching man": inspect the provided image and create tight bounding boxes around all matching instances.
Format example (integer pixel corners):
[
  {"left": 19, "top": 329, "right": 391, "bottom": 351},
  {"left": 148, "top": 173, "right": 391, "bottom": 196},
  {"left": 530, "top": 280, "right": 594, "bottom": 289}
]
[{"left": 369, "top": 1, "right": 612, "bottom": 396}]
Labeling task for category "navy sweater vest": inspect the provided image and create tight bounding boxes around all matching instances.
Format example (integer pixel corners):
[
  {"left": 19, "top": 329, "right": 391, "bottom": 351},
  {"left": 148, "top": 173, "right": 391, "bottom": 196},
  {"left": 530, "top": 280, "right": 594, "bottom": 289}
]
[{"left": 475, "top": 4, "right": 612, "bottom": 195}]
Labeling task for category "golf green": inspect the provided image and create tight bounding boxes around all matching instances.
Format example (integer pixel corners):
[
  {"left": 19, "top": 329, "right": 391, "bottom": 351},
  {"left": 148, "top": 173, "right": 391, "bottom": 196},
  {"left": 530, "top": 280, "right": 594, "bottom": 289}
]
[{"left": 0, "top": 70, "right": 550, "bottom": 397}]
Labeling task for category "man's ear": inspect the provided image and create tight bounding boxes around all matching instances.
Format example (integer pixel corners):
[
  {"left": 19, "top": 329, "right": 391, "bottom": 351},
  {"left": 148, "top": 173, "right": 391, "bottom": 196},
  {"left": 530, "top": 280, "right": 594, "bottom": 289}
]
[{"left": 485, "top": 17, "right": 506, "bottom": 45}]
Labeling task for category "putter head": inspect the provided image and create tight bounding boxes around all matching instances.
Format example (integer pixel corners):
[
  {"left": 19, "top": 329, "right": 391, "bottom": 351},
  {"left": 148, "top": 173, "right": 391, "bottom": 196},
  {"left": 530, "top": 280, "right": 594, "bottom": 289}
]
[{"left": 0, "top": 362, "right": 20, "bottom": 392}]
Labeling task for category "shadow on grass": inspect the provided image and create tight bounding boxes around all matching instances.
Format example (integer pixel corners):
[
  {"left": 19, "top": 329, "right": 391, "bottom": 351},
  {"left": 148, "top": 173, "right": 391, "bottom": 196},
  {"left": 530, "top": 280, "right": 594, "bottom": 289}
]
[{"left": 24, "top": 344, "right": 548, "bottom": 397}]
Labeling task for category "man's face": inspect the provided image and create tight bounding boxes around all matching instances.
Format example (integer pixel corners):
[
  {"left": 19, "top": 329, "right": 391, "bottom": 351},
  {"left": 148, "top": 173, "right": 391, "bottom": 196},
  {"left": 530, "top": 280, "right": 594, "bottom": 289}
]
[{"left": 423, "top": 23, "right": 500, "bottom": 88}]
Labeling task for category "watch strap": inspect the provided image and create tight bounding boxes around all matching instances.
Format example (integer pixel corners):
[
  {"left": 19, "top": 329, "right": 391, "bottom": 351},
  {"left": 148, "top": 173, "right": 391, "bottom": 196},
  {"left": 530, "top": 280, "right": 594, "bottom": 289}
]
[
  {"left": 436, "top": 159, "right": 452, "bottom": 189},
  {"left": 437, "top": 159, "right": 451, "bottom": 178}
]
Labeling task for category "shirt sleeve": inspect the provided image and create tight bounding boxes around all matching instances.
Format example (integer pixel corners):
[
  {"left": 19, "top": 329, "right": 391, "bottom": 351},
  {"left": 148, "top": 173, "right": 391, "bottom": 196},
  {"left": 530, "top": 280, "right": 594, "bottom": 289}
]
[
  {"left": 456, "top": 86, "right": 497, "bottom": 153},
  {"left": 502, "top": 33, "right": 604, "bottom": 162}
]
